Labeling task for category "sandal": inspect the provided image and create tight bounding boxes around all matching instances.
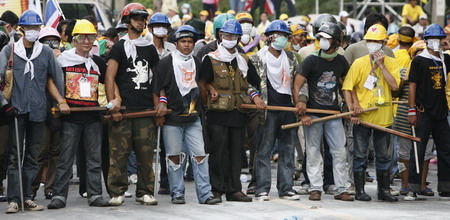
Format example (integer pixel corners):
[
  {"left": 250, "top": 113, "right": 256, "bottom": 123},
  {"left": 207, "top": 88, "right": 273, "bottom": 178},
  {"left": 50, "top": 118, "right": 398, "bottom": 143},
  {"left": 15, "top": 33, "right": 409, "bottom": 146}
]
[{"left": 419, "top": 187, "right": 435, "bottom": 196}]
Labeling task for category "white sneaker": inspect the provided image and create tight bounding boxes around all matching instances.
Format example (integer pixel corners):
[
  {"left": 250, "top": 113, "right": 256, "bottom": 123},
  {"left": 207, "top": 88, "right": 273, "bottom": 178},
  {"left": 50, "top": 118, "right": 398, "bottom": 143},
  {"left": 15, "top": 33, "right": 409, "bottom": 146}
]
[
  {"left": 296, "top": 184, "right": 310, "bottom": 195},
  {"left": 347, "top": 185, "right": 356, "bottom": 195},
  {"left": 109, "top": 195, "right": 125, "bottom": 206},
  {"left": 136, "top": 194, "right": 158, "bottom": 205},
  {"left": 281, "top": 191, "right": 300, "bottom": 200},
  {"left": 128, "top": 174, "right": 138, "bottom": 185},
  {"left": 5, "top": 202, "right": 19, "bottom": 214},
  {"left": 256, "top": 192, "right": 270, "bottom": 201},
  {"left": 82, "top": 192, "right": 87, "bottom": 198},
  {"left": 390, "top": 187, "right": 400, "bottom": 196},
  {"left": 404, "top": 191, "right": 417, "bottom": 201},
  {"left": 124, "top": 192, "right": 133, "bottom": 198}
]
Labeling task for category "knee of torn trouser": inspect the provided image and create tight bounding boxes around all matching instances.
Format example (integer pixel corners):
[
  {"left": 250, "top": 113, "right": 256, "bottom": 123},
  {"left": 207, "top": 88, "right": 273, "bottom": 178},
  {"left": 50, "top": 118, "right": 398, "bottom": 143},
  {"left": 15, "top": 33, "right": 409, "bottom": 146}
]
[
  {"left": 166, "top": 153, "right": 186, "bottom": 171},
  {"left": 192, "top": 154, "right": 209, "bottom": 164}
]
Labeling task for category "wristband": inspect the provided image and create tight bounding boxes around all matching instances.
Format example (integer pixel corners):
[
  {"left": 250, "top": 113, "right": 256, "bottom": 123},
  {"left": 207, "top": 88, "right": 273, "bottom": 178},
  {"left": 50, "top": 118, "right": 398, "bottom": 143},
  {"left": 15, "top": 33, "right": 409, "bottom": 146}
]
[
  {"left": 57, "top": 99, "right": 67, "bottom": 108},
  {"left": 408, "top": 108, "right": 416, "bottom": 116},
  {"left": 159, "top": 96, "right": 168, "bottom": 104},
  {"left": 250, "top": 91, "right": 259, "bottom": 99}
]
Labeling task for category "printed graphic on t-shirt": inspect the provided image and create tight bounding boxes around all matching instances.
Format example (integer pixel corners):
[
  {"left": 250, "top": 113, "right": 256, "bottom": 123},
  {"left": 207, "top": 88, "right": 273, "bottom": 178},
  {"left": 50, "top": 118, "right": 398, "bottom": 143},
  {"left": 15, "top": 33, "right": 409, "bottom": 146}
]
[
  {"left": 313, "top": 71, "right": 337, "bottom": 105},
  {"left": 127, "top": 58, "right": 150, "bottom": 89},
  {"left": 65, "top": 67, "right": 99, "bottom": 102},
  {"left": 430, "top": 66, "right": 443, "bottom": 89}
]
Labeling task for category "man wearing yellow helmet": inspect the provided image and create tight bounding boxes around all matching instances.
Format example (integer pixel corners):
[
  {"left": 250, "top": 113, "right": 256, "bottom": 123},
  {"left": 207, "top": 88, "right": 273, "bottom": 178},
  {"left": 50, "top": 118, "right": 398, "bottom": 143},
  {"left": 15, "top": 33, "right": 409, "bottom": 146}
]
[
  {"left": 236, "top": 12, "right": 262, "bottom": 56},
  {"left": 343, "top": 24, "right": 400, "bottom": 202},
  {"left": 47, "top": 19, "right": 109, "bottom": 209},
  {"left": 288, "top": 24, "right": 308, "bottom": 52}
]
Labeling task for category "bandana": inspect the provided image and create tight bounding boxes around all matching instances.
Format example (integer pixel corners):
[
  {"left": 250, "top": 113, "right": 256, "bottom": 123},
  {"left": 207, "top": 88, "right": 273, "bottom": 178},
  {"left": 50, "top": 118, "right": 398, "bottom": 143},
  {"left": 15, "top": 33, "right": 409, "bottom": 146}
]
[
  {"left": 57, "top": 48, "right": 100, "bottom": 75},
  {"left": 172, "top": 50, "right": 197, "bottom": 96},
  {"left": 207, "top": 44, "right": 248, "bottom": 77},
  {"left": 121, "top": 34, "right": 151, "bottom": 61},
  {"left": 14, "top": 38, "right": 43, "bottom": 80},
  {"left": 257, "top": 46, "right": 291, "bottom": 95}
]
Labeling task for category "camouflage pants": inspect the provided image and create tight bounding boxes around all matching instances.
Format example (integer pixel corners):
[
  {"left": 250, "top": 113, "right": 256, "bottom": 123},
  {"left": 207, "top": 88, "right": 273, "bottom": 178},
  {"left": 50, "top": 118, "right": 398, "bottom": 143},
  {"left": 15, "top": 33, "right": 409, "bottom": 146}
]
[{"left": 108, "top": 117, "right": 156, "bottom": 197}]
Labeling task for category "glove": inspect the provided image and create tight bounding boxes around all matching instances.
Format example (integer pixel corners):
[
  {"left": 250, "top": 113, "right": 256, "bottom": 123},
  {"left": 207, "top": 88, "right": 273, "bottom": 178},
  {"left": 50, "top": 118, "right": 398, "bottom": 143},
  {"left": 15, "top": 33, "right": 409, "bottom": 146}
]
[{"left": 0, "top": 104, "right": 18, "bottom": 117}]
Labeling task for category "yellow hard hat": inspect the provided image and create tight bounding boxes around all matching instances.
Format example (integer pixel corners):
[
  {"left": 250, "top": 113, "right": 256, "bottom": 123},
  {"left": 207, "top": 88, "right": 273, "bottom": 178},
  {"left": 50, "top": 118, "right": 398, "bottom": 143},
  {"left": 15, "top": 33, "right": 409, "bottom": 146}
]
[
  {"left": 200, "top": 10, "right": 209, "bottom": 17},
  {"left": 364, "top": 24, "right": 388, "bottom": 41},
  {"left": 215, "top": 11, "right": 222, "bottom": 16},
  {"left": 236, "top": 12, "right": 253, "bottom": 23},
  {"left": 291, "top": 24, "right": 307, "bottom": 36},
  {"left": 279, "top": 14, "right": 289, "bottom": 21},
  {"left": 146, "top": 8, "right": 154, "bottom": 16},
  {"left": 227, "top": 10, "right": 236, "bottom": 15},
  {"left": 72, "top": 19, "right": 97, "bottom": 36}
]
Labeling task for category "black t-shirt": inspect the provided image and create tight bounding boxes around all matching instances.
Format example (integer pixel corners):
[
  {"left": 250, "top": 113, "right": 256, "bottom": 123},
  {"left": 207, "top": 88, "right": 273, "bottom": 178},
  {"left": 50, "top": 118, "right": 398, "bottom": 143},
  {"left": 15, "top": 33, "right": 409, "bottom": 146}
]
[
  {"left": 267, "top": 78, "right": 293, "bottom": 107},
  {"left": 408, "top": 54, "right": 450, "bottom": 120},
  {"left": 300, "top": 54, "right": 349, "bottom": 116},
  {"left": 152, "top": 55, "right": 200, "bottom": 125},
  {"left": 108, "top": 40, "right": 160, "bottom": 110},
  {"left": 200, "top": 55, "right": 260, "bottom": 127},
  {"left": 61, "top": 56, "right": 106, "bottom": 124}
]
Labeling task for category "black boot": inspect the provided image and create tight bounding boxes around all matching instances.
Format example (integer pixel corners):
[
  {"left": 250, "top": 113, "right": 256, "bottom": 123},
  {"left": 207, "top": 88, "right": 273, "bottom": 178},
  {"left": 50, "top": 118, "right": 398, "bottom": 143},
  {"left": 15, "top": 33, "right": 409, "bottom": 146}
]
[
  {"left": 354, "top": 171, "right": 371, "bottom": 201},
  {"left": 377, "top": 171, "right": 398, "bottom": 202}
]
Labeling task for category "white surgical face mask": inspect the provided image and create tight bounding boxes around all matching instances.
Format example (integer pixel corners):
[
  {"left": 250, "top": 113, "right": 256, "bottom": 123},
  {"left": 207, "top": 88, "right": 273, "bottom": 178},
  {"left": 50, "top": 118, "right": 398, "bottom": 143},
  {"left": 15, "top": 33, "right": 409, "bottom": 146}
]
[
  {"left": 241, "top": 34, "right": 251, "bottom": 45},
  {"left": 182, "top": 8, "right": 188, "bottom": 14},
  {"left": 427, "top": 39, "right": 441, "bottom": 52},
  {"left": 24, "top": 30, "right": 39, "bottom": 42},
  {"left": 293, "top": 44, "right": 301, "bottom": 51},
  {"left": 222, "top": 39, "right": 237, "bottom": 49},
  {"left": 319, "top": 37, "right": 331, "bottom": 50},
  {"left": 241, "top": 23, "right": 253, "bottom": 35},
  {"left": 8, "top": 29, "right": 15, "bottom": 38},
  {"left": 366, "top": 42, "right": 382, "bottom": 54},
  {"left": 153, "top": 27, "right": 168, "bottom": 37}
]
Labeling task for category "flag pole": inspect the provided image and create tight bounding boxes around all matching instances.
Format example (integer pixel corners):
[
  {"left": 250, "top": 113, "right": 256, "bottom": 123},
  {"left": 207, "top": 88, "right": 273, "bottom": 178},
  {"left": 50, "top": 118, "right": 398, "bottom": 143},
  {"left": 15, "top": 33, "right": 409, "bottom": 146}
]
[{"left": 54, "top": 0, "right": 66, "bottom": 20}]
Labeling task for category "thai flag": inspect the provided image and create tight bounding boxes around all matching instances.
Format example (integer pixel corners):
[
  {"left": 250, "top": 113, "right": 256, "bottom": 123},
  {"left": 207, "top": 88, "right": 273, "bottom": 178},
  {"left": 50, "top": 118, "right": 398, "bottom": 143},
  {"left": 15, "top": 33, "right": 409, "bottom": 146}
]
[
  {"left": 45, "top": 0, "right": 63, "bottom": 28},
  {"left": 244, "top": 0, "right": 274, "bottom": 15}
]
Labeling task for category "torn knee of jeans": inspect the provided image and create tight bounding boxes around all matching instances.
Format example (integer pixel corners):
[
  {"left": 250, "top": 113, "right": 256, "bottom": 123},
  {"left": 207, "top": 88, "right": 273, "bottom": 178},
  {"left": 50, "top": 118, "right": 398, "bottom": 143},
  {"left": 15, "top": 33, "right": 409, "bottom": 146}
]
[
  {"left": 166, "top": 153, "right": 186, "bottom": 170},
  {"left": 192, "top": 154, "right": 209, "bottom": 164}
]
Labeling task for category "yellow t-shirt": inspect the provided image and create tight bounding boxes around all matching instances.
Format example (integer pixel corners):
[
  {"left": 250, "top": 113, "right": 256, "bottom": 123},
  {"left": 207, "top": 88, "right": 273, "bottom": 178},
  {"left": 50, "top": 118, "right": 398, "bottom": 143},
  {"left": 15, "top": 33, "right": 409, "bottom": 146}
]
[
  {"left": 402, "top": 4, "right": 424, "bottom": 25},
  {"left": 342, "top": 55, "right": 401, "bottom": 127},
  {"left": 393, "top": 49, "right": 412, "bottom": 116}
]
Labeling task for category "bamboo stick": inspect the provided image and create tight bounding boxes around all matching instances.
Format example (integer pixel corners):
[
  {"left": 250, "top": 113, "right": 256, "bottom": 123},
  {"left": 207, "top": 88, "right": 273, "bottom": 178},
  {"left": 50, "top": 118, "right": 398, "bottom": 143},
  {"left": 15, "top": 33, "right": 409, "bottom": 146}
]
[{"left": 240, "top": 104, "right": 341, "bottom": 115}]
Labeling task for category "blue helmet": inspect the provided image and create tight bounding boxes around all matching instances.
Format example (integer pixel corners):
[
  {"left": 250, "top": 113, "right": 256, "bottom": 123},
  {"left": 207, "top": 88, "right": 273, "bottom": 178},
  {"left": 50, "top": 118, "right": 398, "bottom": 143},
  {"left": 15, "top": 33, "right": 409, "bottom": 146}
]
[
  {"left": 175, "top": 25, "right": 198, "bottom": 42},
  {"left": 423, "top": 24, "right": 446, "bottom": 39},
  {"left": 148, "top": 12, "right": 170, "bottom": 27},
  {"left": 18, "top": 10, "right": 43, "bottom": 26},
  {"left": 264, "top": 20, "right": 290, "bottom": 36},
  {"left": 220, "top": 19, "right": 242, "bottom": 36}
]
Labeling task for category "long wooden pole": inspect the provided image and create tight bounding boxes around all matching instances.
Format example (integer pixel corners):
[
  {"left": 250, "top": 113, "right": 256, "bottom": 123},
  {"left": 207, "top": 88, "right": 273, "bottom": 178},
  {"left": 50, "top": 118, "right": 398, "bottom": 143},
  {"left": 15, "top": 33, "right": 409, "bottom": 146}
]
[
  {"left": 51, "top": 106, "right": 126, "bottom": 115},
  {"left": 240, "top": 104, "right": 341, "bottom": 115},
  {"left": 360, "top": 121, "right": 420, "bottom": 142},
  {"left": 281, "top": 107, "right": 378, "bottom": 130},
  {"left": 103, "top": 109, "right": 172, "bottom": 121},
  {"left": 392, "top": 101, "right": 408, "bottom": 104}
]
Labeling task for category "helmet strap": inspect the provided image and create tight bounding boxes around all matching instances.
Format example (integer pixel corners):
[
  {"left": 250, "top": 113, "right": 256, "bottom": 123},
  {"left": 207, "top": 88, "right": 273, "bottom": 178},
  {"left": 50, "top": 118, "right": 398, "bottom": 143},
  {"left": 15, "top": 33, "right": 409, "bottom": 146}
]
[{"left": 130, "top": 24, "right": 143, "bottom": 34}]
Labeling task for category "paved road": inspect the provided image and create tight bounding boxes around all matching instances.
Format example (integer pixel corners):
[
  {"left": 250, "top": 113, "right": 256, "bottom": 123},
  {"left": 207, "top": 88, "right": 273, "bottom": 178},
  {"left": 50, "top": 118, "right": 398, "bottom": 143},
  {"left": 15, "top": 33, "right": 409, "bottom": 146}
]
[{"left": 0, "top": 162, "right": 448, "bottom": 220}]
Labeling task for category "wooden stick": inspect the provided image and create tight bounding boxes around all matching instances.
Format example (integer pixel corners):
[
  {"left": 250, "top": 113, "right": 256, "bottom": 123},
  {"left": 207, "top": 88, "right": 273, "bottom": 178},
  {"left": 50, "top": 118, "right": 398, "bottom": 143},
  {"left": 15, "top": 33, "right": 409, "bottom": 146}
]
[
  {"left": 281, "top": 107, "right": 378, "bottom": 130},
  {"left": 103, "top": 109, "right": 172, "bottom": 121},
  {"left": 392, "top": 101, "right": 408, "bottom": 104},
  {"left": 52, "top": 106, "right": 126, "bottom": 115},
  {"left": 360, "top": 121, "right": 420, "bottom": 142},
  {"left": 240, "top": 104, "right": 341, "bottom": 115}
]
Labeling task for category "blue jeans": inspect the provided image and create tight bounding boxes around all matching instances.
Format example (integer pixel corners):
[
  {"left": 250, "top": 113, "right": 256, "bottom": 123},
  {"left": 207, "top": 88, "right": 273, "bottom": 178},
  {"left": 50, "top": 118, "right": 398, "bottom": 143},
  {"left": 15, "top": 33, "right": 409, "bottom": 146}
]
[
  {"left": 304, "top": 117, "right": 347, "bottom": 194},
  {"left": 127, "top": 151, "right": 137, "bottom": 175},
  {"left": 230, "top": 0, "right": 246, "bottom": 12},
  {"left": 255, "top": 111, "right": 296, "bottom": 196},
  {"left": 353, "top": 124, "right": 392, "bottom": 172},
  {"left": 7, "top": 115, "right": 44, "bottom": 203},
  {"left": 52, "top": 121, "right": 103, "bottom": 205},
  {"left": 163, "top": 118, "right": 213, "bottom": 203}
]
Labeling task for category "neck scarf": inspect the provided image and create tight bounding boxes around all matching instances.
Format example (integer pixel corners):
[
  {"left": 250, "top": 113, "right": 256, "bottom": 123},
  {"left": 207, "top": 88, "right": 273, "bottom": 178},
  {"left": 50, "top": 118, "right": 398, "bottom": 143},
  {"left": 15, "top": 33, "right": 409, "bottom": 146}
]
[
  {"left": 207, "top": 44, "right": 248, "bottom": 77},
  {"left": 257, "top": 46, "right": 291, "bottom": 95},
  {"left": 57, "top": 48, "right": 100, "bottom": 75},
  {"left": 121, "top": 34, "right": 151, "bottom": 61},
  {"left": 172, "top": 50, "right": 197, "bottom": 96},
  {"left": 14, "top": 38, "right": 43, "bottom": 80},
  {"left": 311, "top": 49, "right": 339, "bottom": 60},
  {"left": 419, "top": 49, "right": 447, "bottom": 81}
]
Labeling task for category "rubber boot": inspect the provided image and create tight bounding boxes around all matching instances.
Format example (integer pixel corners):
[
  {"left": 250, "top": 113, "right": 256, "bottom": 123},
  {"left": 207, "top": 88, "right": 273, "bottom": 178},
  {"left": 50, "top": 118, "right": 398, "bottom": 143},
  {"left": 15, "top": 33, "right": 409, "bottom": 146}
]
[
  {"left": 377, "top": 171, "right": 398, "bottom": 202},
  {"left": 354, "top": 171, "right": 371, "bottom": 201}
]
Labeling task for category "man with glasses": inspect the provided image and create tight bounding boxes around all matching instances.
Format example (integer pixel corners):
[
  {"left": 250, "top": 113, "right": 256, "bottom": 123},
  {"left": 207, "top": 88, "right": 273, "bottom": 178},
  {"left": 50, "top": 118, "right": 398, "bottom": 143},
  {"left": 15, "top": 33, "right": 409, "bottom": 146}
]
[
  {"left": 1, "top": 10, "right": 64, "bottom": 214},
  {"left": 199, "top": 19, "right": 265, "bottom": 203},
  {"left": 47, "top": 19, "right": 110, "bottom": 209}
]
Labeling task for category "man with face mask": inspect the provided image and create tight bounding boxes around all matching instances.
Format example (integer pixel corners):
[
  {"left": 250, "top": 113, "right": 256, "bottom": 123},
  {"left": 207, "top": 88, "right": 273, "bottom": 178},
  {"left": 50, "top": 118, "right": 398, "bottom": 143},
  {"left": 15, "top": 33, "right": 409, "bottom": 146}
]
[
  {"left": 148, "top": 12, "right": 176, "bottom": 59},
  {"left": 288, "top": 24, "right": 307, "bottom": 52},
  {"left": 236, "top": 12, "right": 261, "bottom": 57},
  {"left": 152, "top": 25, "right": 220, "bottom": 205},
  {"left": 343, "top": 24, "right": 400, "bottom": 202},
  {"left": 250, "top": 20, "right": 301, "bottom": 201},
  {"left": 199, "top": 19, "right": 265, "bottom": 202},
  {"left": 1, "top": 10, "right": 65, "bottom": 214},
  {"left": 0, "top": 10, "right": 19, "bottom": 43},
  {"left": 295, "top": 22, "right": 353, "bottom": 202},
  {"left": 105, "top": 3, "right": 160, "bottom": 206},
  {"left": 407, "top": 24, "right": 450, "bottom": 200}
]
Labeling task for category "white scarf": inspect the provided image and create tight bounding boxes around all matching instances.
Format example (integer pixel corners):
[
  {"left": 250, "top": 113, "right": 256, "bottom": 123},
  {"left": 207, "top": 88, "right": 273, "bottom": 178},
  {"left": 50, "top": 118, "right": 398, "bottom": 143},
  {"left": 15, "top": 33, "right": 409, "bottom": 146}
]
[
  {"left": 57, "top": 48, "right": 100, "bottom": 75},
  {"left": 207, "top": 44, "right": 248, "bottom": 77},
  {"left": 257, "top": 46, "right": 291, "bottom": 95},
  {"left": 14, "top": 38, "right": 43, "bottom": 80},
  {"left": 419, "top": 49, "right": 447, "bottom": 81},
  {"left": 172, "top": 50, "right": 197, "bottom": 96},
  {"left": 122, "top": 34, "right": 151, "bottom": 61}
]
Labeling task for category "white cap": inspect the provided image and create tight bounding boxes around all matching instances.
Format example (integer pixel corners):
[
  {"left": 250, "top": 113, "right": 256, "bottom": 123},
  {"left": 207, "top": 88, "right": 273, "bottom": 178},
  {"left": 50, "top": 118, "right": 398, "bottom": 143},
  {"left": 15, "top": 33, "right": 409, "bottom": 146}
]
[
  {"left": 419, "top": 13, "right": 428, "bottom": 20},
  {"left": 316, "top": 32, "right": 332, "bottom": 39},
  {"left": 339, "top": 11, "right": 349, "bottom": 18}
]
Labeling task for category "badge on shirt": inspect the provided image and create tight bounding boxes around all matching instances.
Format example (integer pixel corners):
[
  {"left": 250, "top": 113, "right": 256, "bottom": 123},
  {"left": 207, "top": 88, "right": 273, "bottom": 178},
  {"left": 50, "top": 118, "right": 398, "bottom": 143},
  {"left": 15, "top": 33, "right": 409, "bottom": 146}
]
[
  {"left": 364, "top": 75, "right": 378, "bottom": 90},
  {"left": 79, "top": 77, "right": 91, "bottom": 98}
]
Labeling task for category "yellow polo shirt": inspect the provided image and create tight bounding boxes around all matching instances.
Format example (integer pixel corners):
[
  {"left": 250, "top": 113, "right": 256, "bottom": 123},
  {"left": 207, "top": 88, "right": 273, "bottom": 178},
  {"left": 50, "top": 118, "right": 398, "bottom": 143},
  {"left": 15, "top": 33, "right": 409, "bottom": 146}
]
[
  {"left": 401, "top": 4, "right": 424, "bottom": 25},
  {"left": 342, "top": 55, "right": 401, "bottom": 127}
]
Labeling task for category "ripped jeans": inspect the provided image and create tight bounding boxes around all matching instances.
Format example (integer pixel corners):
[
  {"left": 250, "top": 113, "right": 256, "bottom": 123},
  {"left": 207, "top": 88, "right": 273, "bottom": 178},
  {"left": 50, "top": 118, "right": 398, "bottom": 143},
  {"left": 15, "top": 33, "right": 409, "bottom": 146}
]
[{"left": 163, "top": 118, "right": 213, "bottom": 203}]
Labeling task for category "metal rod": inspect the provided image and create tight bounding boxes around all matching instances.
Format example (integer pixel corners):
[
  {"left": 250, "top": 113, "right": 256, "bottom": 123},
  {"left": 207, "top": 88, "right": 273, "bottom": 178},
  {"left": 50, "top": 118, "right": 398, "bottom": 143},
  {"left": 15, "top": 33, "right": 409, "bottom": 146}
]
[
  {"left": 15, "top": 117, "right": 24, "bottom": 212},
  {"left": 411, "top": 126, "right": 420, "bottom": 174},
  {"left": 154, "top": 127, "right": 161, "bottom": 197}
]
